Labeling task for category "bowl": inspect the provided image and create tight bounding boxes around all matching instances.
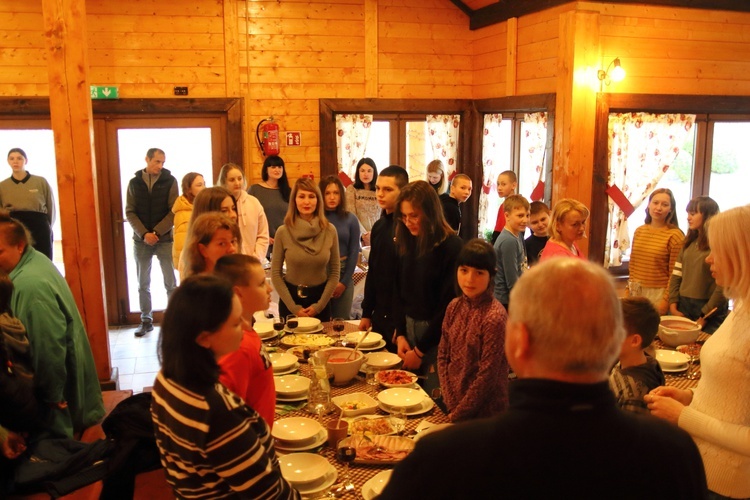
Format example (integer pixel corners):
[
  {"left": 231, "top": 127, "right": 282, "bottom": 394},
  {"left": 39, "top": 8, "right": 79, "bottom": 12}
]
[
  {"left": 313, "top": 347, "right": 365, "bottom": 385},
  {"left": 365, "top": 352, "right": 402, "bottom": 370},
  {"left": 658, "top": 316, "right": 701, "bottom": 347},
  {"left": 377, "top": 388, "right": 425, "bottom": 409},
  {"left": 273, "top": 417, "right": 322, "bottom": 443},
  {"left": 294, "top": 317, "right": 322, "bottom": 332},
  {"left": 331, "top": 392, "right": 379, "bottom": 417},
  {"left": 269, "top": 352, "right": 298, "bottom": 372},
  {"left": 254, "top": 322, "right": 275, "bottom": 339},
  {"left": 344, "top": 331, "right": 383, "bottom": 348},
  {"left": 654, "top": 349, "right": 689, "bottom": 369},
  {"left": 274, "top": 375, "right": 311, "bottom": 397},
  {"left": 279, "top": 452, "right": 330, "bottom": 485}
]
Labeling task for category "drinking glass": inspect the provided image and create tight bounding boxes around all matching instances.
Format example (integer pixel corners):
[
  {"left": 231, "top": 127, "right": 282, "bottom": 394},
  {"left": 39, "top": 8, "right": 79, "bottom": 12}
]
[
  {"left": 331, "top": 317, "right": 345, "bottom": 344},
  {"left": 388, "top": 407, "right": 407, "bottom": 436},
  {"left": 272, "top": 316, "right": 285, "bottom": 339},
  {"left": 627, "top": 279, "right": 642, "bottom": 297},
  {"left": 365, "top": 365, "right": 379, "bottom": 388},
  {"left": 684, "top": 343, "right": 701, "bottom": 380}
]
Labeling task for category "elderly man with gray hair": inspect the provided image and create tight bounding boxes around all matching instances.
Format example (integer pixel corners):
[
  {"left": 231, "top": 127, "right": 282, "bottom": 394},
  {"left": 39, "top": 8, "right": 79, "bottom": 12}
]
[{"left": 380, "top": 258, "right": 706, "bottom": 499}]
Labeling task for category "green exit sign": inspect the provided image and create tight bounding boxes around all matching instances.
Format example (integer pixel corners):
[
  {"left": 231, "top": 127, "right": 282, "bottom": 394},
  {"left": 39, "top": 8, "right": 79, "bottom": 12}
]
[{"left": 90, "top": 86, "right": 119, "bottom": 100}]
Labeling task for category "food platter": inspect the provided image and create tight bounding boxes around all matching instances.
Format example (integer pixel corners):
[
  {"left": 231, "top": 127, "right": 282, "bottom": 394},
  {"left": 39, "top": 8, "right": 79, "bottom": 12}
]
[
  {"left": 345, "top": 416, "right": 396, "bottom": 436},
  {"left": 280, "top": 334, "right": 335, "bottom": 348},
  {"left": 338, "top": 435, "right": 415, "bottom": 465},
  {"left": 376, "top": 370, "right": 418, "bottom": 388}
]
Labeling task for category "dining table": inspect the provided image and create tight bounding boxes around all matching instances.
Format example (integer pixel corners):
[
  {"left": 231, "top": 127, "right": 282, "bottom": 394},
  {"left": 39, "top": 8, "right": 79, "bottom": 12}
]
[
  {"left": 654, "top": 332, "right": 709, "bottom": 391},
  {"left": 267, "top": 320, "right": 450, "bottom": 499}
]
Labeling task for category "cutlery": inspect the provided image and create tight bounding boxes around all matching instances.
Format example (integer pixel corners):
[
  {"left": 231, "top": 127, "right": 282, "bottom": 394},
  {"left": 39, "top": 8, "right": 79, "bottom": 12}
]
[{"left": 346, "top": 327, "right": 371, "bottom": 360}]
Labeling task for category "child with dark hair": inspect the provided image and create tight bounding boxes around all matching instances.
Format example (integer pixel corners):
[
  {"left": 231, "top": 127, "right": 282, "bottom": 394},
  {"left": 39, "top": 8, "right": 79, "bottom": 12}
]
[
  {"left": 524, "top": 201, "right": 550, "bottom": 266},
  {"left": 609, "top": 297, "right": 665, "bottom": 414},
  {"left": 438, "top": 239, "right": 508, "bottom": 422}
]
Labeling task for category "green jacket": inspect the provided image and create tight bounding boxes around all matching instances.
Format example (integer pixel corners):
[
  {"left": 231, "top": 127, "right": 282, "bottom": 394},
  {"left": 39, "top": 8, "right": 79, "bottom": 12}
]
[{"left": 10, "top": 247, "right": 104, "bottom": 439}]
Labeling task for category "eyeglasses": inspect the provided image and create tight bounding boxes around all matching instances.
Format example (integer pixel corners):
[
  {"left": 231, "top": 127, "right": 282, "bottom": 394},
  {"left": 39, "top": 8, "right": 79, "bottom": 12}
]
[{"left": 401, "top": 214, "right": 420, "bottom": 223}]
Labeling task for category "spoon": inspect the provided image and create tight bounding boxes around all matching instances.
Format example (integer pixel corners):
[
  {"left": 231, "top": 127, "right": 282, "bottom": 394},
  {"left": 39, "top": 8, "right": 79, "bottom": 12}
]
[{"left": 346, "top": 327, "right": 371, "bottom": 360}]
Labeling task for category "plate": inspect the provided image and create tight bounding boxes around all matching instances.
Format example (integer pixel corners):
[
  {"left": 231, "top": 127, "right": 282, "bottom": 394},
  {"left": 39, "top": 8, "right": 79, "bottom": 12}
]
[
  {"left": 362, "top": 470, "right": 393, "bottom": 500},
  {"left": 255, "top": 322, "right": 276, "bottom": 338},
  {"left": 294, "top": 317, "right": 322, "bottom": 332},
  {"left": 285, "top": 324, "right": 325, "bottom": 334},
  {"left": 296, "top": 465, "right": 337, "bottom": 497},
  {"left": 273, "top": 417, "right": 322, "bottom": 443},
  {"left": 655, "top": 349, "right": 689, "bottom": 368},
  {"left": 377, "top": 388, "right": 425, "bottom": 409},
  {"left": 281, "top": 334, "right": 334, "bottom": 348},
  {"left": 279, "top": 452, "right": 330, "bottom": 485},
  {"left": 273, "top": 363, "right": 300, "bottom": 376},
  {"left": 344, "top": 331, "right": 383, "bottom": 347},
  {"left": 275, "top": 428, "right": 328, "bottom": 453},
  {"left": 339, "top": 435, "right": 415, "bottom": 465},
  {"left": 378, "top": 398, "right": 435, "bottom": 416},
  {"left": 276, "top": 393, "right": 308, "bottom": 403},
  {"left": 377, "top": 370, "right": 418, "bottom": 388},
  {"left": 346, "top": 416, "right": 396, "bottom": 436},
  {"left": 357, "top": 339, "right": 387, "bottom": 352},
  {"left": 259, "top": 330, "right": 279, "bottom": 341},
  {"left": 662, "top": 364, "right": 689, "bottom": 373},
  {"left": 365, "top": 352, "right": 402, "bottom": 370}
]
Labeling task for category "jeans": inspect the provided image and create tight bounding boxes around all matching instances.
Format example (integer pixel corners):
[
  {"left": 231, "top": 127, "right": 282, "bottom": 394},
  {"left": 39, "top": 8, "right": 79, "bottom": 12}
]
[
  {"left": 406, "top": 316, "right": 440, "bottom": 393},
  {"left": 329, "top": 284, "right": 355, "bottom": 320},
  {"left": 134, "top": 238, "right": 176, "bottom": 323}
]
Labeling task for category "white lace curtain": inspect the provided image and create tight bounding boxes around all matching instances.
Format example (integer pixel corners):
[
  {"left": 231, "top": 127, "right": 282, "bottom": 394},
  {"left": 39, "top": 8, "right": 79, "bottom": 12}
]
[
  {"left": 521, "top": 112, "right": 547, "bottom": 201},
  {"left": 336, "top": 114, "right": 373, "bottom": 180},
  {"left": 478, "top": 114, "right": 504, "bottom": 237},
  {"left": 426, "top": 115, "right": 460, "bottom": 180},
  {"left": 605, "top": 112, "right": 696, "bottom": 267}
]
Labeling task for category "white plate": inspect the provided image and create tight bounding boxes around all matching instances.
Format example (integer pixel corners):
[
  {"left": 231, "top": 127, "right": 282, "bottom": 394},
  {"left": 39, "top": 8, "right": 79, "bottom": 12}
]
[
  {"left": 358, "top": 339, "right": 387, "bottom": 352},
  {"left": 275, "top": 428, "right": 328, "bottom": 453},
  {"left": 662, "top": 364, "right": 689, "bottom": 373},
  {"left": 296, "top": 465, "right": 338, "bottom": 497},
  {"left": 279, "top": 452, "right": 330, "bottom": 485},
  {"left": 376, "top": 370, "right": 419, "bottom": 388},
  {"left": 276, "top": 393, "right": 308, "bottom": 403},
  {"left": 295, "top": 317, "right": 322, "bottom": 332},
  {"left": 274, "top": 375, "right": 311, "bottom": 397},
  {"left": 365, "top": 351, "right": 402, "bottom": 369},
  {"left": 655, "top": 349, "right": 690, "bottom": 368},
  {"left": 281, "top": 333, "right": 334, "bottom": 348},
  {"left": 362, "top": 470, "right": 393, "bottom": 500},
  {"left": 285, "top": 324, "right": 324, "bottom": 334},
  {"left": 378, "top": 398, "right": 435, "bottom": 416},
  {"left": 270, "top": 352, "right": 298, "bottom": 372},
  {"left": 273, "top": 363, "right": 301, "bottom": 376},
  {"left": 344, "top": 331, "right": 383, "bottom": 347},
  {"left": 259, "top": 330, "right": 280, "bottom": 341},
  {"left": 273, "top": 417, "right": 322, "bottom": 443},
  {"left": 255, "top": 322, "right": 276, "bottom": 337},
  {"left": 377, "top": 388, "right": 425, "bottom": 409}
]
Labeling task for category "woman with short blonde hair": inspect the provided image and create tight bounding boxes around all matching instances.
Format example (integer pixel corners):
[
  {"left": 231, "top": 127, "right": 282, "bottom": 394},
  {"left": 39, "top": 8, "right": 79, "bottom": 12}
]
[{"left": 540, "top": 198, "right": 590, "bottom": 261}]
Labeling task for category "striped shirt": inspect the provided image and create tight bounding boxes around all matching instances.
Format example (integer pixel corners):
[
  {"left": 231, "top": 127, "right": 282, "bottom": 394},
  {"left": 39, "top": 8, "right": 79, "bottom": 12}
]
[
  {"left": 151, "top": 372, "right": 299, "bottom": 499},
  {"left": 629, "top": 224, "right": 684, "bottom": 290}
]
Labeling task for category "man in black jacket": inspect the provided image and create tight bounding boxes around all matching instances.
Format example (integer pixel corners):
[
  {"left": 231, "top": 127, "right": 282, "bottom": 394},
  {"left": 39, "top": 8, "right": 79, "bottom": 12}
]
[
  {"left": 125, "top": 148, "right": 178, "bottom": 337},
  {"left": 380, "top": 258, "right": 707, "bottom": 500}
]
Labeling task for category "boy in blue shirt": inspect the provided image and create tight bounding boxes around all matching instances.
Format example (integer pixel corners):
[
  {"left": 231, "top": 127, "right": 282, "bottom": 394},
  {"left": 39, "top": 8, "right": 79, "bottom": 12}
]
[{"left": 493, "top": 194, "right": 529, "bottom": 311}]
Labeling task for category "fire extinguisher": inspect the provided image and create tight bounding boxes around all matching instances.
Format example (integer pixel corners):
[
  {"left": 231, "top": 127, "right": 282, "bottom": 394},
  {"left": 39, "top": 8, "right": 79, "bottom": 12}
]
[{"left": 256, "top": 117, "right": 280, "bottom": 157}]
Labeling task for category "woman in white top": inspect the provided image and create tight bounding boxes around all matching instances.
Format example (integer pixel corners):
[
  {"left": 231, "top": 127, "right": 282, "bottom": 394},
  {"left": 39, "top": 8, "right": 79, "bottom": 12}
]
[
  {"left": 647, "top": 204, "right": 750, "bottom": 499},
  {"left": 345, "top": 158, "right": 380, "bottom": 246},
  {"left": 218, "top": 163, "right": 269, "bottom": 261}
]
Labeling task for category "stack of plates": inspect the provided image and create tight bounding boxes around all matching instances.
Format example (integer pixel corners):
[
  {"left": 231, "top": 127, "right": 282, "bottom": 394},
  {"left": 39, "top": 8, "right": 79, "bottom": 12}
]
[
  {"left": 279, "top": 452, "right": 338, "bottom": 497},
  {"left": 655, "top": 349, "right": 690, "bottom": 373},
  {"left": 255, "top": 322, "right": 278, "bottom": 340},
  {"left": 362, "top": 470, "right": 392, "bottom": 500},
  {"left": 343, "top": 331, "right": 386, "bottom": 351},
  {"left": 377, "top": 387, "right": 435, "bottom": 416},
  {"left": 273, "top": 417, "right": 328, "bottom": 453},
  {"left": 270, "top": 352, "right": 300, "bottom": 375},
  {"left": 274, "top": 375, "right": 310, "bottom": 402}
]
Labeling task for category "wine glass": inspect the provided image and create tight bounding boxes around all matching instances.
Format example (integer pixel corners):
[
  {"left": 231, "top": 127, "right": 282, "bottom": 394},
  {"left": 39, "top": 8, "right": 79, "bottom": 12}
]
[
  {"left": 683, "top": 343, "right": 701, "bottom": 380},
  {"left": 286, "top": 314, "right": 299, "bottom": 334},
  {"left": 331, "top": 317, "right": 345, "bottom": 344},
  {"left": 272, "top": 316, "right": 285, "bottom": 339},
  {"left": 335, "top": 440, "right": 357, "bottom": 491}
]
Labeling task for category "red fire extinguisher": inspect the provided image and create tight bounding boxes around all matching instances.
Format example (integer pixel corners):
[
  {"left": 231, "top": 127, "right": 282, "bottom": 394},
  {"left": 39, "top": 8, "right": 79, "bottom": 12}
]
[{"left": 256, "top": 117, "right": 280, "bottom": 157}]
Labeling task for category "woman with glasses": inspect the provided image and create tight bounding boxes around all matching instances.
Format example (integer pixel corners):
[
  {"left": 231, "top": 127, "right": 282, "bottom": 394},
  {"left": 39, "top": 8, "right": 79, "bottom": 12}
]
[
  {"left": 271, "top": 178, "right": 340, "bottom": 320},
  {"left": 393, "top": 181, "right": 463, "bottom": 385},
  {"left": 249, "top": 155, "right": 291, "bottom": 260}
]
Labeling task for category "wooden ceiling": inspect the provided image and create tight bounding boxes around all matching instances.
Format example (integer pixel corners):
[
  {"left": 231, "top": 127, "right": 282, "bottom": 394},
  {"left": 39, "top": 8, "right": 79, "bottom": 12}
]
[{"left": 450, "top": 0, "right": 750, "bottom": 30}]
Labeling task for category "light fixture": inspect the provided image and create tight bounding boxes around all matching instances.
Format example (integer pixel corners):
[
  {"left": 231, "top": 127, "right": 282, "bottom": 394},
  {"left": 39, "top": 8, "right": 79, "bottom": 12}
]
[{"left": 597, "top": 57, "right": 626, "bottom": 86}]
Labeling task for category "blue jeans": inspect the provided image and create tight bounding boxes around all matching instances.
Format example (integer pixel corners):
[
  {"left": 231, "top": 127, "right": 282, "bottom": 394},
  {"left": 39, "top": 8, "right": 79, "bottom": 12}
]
[
  {"left": 134, "top": 238, "right": 176, "bottom": 323},
  {"left": 329, "top": 284, "right": 355, "bottom": 320}
]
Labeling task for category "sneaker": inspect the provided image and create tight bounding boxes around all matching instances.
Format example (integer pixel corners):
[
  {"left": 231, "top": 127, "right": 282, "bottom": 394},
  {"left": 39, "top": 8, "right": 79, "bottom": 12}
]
[{"left": 134, "top": 322, "right": 154, "bottom": 337}]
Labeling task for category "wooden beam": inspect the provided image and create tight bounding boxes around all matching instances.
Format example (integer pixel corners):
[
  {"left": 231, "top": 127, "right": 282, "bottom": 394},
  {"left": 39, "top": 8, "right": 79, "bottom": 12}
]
[
  {"left": 470, "top": 0, "right": 750, "bottom": 30},
  {"left": 449, "top": 0, "right": 474, "bottom": 17},
  {"left": 41, "top": 0, "right": 111, "bottom": 383}
]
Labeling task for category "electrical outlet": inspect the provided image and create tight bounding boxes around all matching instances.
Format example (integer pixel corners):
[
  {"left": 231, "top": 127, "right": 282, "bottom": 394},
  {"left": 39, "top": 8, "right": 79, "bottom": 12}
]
[{"left": 174, "top": 86, "right": 188, "bottom": 96}]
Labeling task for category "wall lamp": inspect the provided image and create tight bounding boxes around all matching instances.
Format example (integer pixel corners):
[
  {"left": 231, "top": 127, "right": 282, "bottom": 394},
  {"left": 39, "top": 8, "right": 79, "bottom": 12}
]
[{"left": 597, "top": 57, "right": 626, "bottom": 87}]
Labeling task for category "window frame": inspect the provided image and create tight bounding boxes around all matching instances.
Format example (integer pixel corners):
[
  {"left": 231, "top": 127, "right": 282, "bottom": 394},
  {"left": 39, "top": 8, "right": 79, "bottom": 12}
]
[{"left": 592, "top": 94, "right": 750, "bottom": 269}]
